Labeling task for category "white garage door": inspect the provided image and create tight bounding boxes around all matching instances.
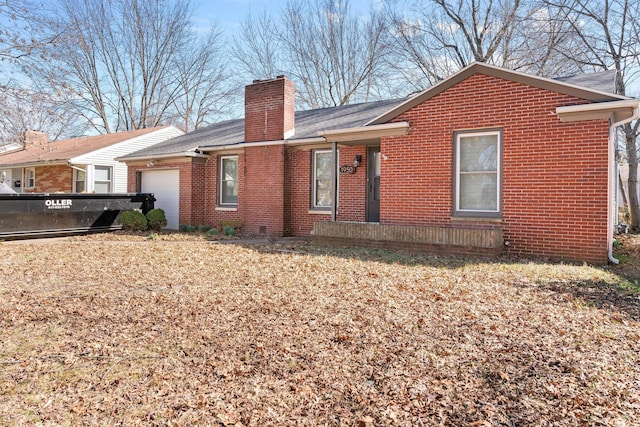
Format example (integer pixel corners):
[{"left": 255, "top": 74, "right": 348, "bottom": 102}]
[{"left": 141, "top": 169, "right": 179, "bottom": 230}]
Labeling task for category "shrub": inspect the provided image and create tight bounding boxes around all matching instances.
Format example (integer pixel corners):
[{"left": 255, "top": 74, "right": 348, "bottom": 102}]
[
  {"left": 198, "top": 224, "right": 212, "bottom": 233},
  {"left": 179, "top": 224, "right": 196, "bottom": 233},
  {"left": 207, "top": 228, "right": 219, "bottom": 236},
  {"left": 223, "top": 225, "right": 236, "bottom": 237},
  {"left": 146, "top": 208, "right": 167, "bottom": 231},
  {"left": 121, "top": 210, "right": 148, "bottom": 231},
  {"left": 220, "top": 220, "right": 242, "bottom": 229}
]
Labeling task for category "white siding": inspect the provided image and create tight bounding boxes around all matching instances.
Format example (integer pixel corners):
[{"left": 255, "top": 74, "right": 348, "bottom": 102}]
[{"left": 69, "top": 126, "right": 184, "bottom": 193}]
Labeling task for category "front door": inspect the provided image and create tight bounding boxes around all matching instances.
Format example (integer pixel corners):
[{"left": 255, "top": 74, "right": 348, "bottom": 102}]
[{"left": 367, "top": 146, "right": 380, "bottom": 222}]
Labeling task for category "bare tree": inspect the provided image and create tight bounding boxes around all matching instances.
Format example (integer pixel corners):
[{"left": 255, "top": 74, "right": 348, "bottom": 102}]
[
  {"left": 284, "top": 0, "right": 389, "bottom": 107},
  {"left": 39, "top": 0, "right": 233, "bottom": 134},
  {"left": 385, "top": 0, "right": 525, "bottom": 87},
  {"left": 232, "top": 0, "right": 390, "bottom": 109},
  {"left": 165, "top": 28, "right": 238, "bottom": 132},
  {"left": 545, "top": 0, "right": 640, "bottom": 228},
  {"left": 384, "top": 0, "right": 583, "bottom": 92},
  {"left": 505, "top": 3, "right": 589, "bottom": 76},
  {"left": 231, "top": 11, "right": 284, "bottom": 82},
  {"left": 0, "top": 1, "right": 73, "bottom": 147},
  {"left": 0, "top": 86, "right": 87, "bottom": 145},
  {"left": 0, "top": 1, "right": 59, "bottom": 63}
]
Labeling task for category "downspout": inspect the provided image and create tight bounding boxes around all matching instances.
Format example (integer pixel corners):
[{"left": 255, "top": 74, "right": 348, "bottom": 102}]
[{"left": 609, "top": 106, "right": 640, "bottom": 264}]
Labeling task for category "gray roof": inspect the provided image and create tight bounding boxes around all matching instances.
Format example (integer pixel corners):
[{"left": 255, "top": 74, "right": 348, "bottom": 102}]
[
  {"left": 123, "top": 118, "right": 245, "bottom": 158},
  {"left": 555, "top": 69, "right": 618, "bottom": 94},
  {"left": 121, "top": 97, "right": 406, "bottom": 159},
  {"left": 121, "top": 66, "right": 620, "bottom": 160}
]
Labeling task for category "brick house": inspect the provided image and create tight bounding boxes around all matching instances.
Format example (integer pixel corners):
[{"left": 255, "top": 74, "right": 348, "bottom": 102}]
[
  {"left": 120, "top": 63, "right": 639, "bottom": 263},
  {"left": 0, "top": 126, "right": 183, "bottom": 195}
]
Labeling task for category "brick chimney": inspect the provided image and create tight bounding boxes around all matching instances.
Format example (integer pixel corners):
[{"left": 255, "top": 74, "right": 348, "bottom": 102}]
[
  {"left": 244, "top": 75, "right": 295, "bottom": 143},
  {"left": 23, "top": 130, "right": 48, "bottom": 146}
]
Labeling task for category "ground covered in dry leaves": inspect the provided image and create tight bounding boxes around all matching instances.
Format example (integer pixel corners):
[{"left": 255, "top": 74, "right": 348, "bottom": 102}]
[{"left": 1, "top": 233, "right": 639, "bottom": 426}]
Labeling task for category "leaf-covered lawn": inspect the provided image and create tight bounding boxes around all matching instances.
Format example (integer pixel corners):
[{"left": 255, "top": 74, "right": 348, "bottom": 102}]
[{"left": 1, "top": 237, "right": 639, "bottom": 426}]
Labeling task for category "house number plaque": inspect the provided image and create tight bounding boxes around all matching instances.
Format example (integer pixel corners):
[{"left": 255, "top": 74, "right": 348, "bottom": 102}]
[{"left": 339, "top": 165, "right": 356, "bottom": 174}]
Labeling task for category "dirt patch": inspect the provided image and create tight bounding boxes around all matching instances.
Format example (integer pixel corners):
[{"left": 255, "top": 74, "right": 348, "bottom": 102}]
[
  {"left": 1, "top": 238, "right": 639, "bottom": 425},
  {"left": 611, "top": 233, "right": 640, "bottom": 282}
]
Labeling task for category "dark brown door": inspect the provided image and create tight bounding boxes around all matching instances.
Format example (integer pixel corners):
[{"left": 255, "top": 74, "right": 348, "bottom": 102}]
[{"left": 367, "top": 146, "right": 380, "bottom": 222}]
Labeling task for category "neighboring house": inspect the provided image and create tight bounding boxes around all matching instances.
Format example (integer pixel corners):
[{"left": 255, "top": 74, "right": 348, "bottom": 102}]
[
  {"left": 0, "top": 141, "right": 23, "bottom": 154},
  {"left": 120, "top": 63, "right": 639, "bottom": 264},
  {"left": 0, "top": 126, "right": 184, "bottom": 195},
  {"left": 616, "top": 162, "right": 636, "bottom": 224}
]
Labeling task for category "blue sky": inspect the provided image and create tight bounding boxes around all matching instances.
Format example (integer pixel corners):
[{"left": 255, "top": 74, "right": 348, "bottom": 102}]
[
  {"left": 192, "top": 0, "right": 276, "bottom": 34},
  {"left": 193, "top": 0, "right": 380, "bottom": 37}
]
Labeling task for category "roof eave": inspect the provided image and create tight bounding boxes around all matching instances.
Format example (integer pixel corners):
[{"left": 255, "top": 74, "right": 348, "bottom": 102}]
[
  {"left": 318, "top": 122, "right": 410, "bottom": 142},
  {"left": 199, "top": 140, "right": 284, "bottom": 153},
  {"left": 0, "top": 159, "right": 68, "bottom": 169},
  {"left": 556, "top": 99, "right": 640, "bottom": 123},
  {"left": 199, "top": 137, "right": 334, "bottom": 152},
  {"left": 116, "top": 150, "right": 208, "bottom": 162}
]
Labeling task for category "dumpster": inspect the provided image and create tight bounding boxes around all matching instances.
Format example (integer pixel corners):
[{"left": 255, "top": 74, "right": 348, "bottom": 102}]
[{"left": 0, "top": 193, "right": 155, "bottom": 240}]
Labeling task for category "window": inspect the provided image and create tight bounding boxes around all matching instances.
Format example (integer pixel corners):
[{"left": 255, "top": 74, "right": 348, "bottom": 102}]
[
  {"left": 94, "top": 166, "right": 112, "bottom": 193},
  {"left": 219, "top": 155, "right": 238, "bottom": 205},
  {"left": 25, "top": 168, "right": 35, "bottom": 189},
  {"left": 453, "top": 129, "right": 501, "bottom": 217},
  {"left": 312, "top": 149, "right": 338, "bottom": 209},
  {"left": 74, "top": 169, "right": 86, "bottom": 193}
]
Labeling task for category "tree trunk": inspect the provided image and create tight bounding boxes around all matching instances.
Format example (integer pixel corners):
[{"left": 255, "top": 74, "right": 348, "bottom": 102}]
[{"left": 619, "top": 168, "right": 628, "bottom": 207}]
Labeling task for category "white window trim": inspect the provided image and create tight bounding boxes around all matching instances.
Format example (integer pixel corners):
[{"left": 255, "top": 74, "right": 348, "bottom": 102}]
[
  {"left": 219, "top": 155, "right": 238, "bottom": 206},
  {"left": 454, "top": 129, "right": 501, "bottom": 217},
  {"left": 25, "top": 168, "right": 35, "bottom": 189},
  {"left": 73, "top": 168, "right": 86, "bottom": 193},
  {"left": 312, "top": 149, "right": 339, "bottom": 210},
  {"left": 93, "top": 166, "right": 113, "bottom": 193}
]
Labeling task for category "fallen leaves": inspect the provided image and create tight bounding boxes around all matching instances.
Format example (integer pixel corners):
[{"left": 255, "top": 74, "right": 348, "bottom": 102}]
[{"left": 0, "top": 236, "right": 638, "bottom": 426}]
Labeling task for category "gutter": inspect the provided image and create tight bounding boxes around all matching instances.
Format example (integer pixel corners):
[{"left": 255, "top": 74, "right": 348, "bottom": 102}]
[
  {"left": 199, "top": 140, "right": 286, "bottom": 152},
  {"left": 608, "top": 102, "right": 640, "bottom": 264},
  {"left": 0, "top": 160, "right": 67, "bottom": 169},
  {"left": 555, "top": 99, "right": 639, "bottom": 123},
  {"left": 116, "top": 150, "right": 208, "bottom": 162},
  {"left": 197, "top": 125, "right": 410, "bottom": 153}
]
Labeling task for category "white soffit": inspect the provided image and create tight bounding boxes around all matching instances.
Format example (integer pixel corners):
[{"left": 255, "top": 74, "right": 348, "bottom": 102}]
[{"left": 556, "top": 99, "right": 640, "bottom": 123}]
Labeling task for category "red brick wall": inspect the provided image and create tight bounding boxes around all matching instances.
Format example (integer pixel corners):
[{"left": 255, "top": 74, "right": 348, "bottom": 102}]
[
  {"left": 202, "top": 153, "right": 244, "bottom": 230},
  {"left": 185, "top": 158, "right": 207, "bottom": 227},
  {"left": 245, "top": 76, "right": 295, "bottom": 143},
  {"left": 243, "top": 145, "right": 285, "bottom": 235},
  {"left": 195, "top": 145, "right": 368, "bottom": 237},
  {"left": 287, "top": 146, "right": 367, "bottom": 236},
  {"left": 382, "top": 73, "right": 609, "bottom": 263},
  {"left": 24, "top": 165, "right": 72, "bottom": 193},
  {"left": 127, "top": 158, "right": 205, "bottom": 227},
  {"left": 202, "top": 146, "right": 287, "bottom": 236}
]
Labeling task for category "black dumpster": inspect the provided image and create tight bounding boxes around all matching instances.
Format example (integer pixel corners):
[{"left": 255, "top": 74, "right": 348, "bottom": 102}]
[{"left": 0, "top": 193, "right": 154, "bottom": 240}]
